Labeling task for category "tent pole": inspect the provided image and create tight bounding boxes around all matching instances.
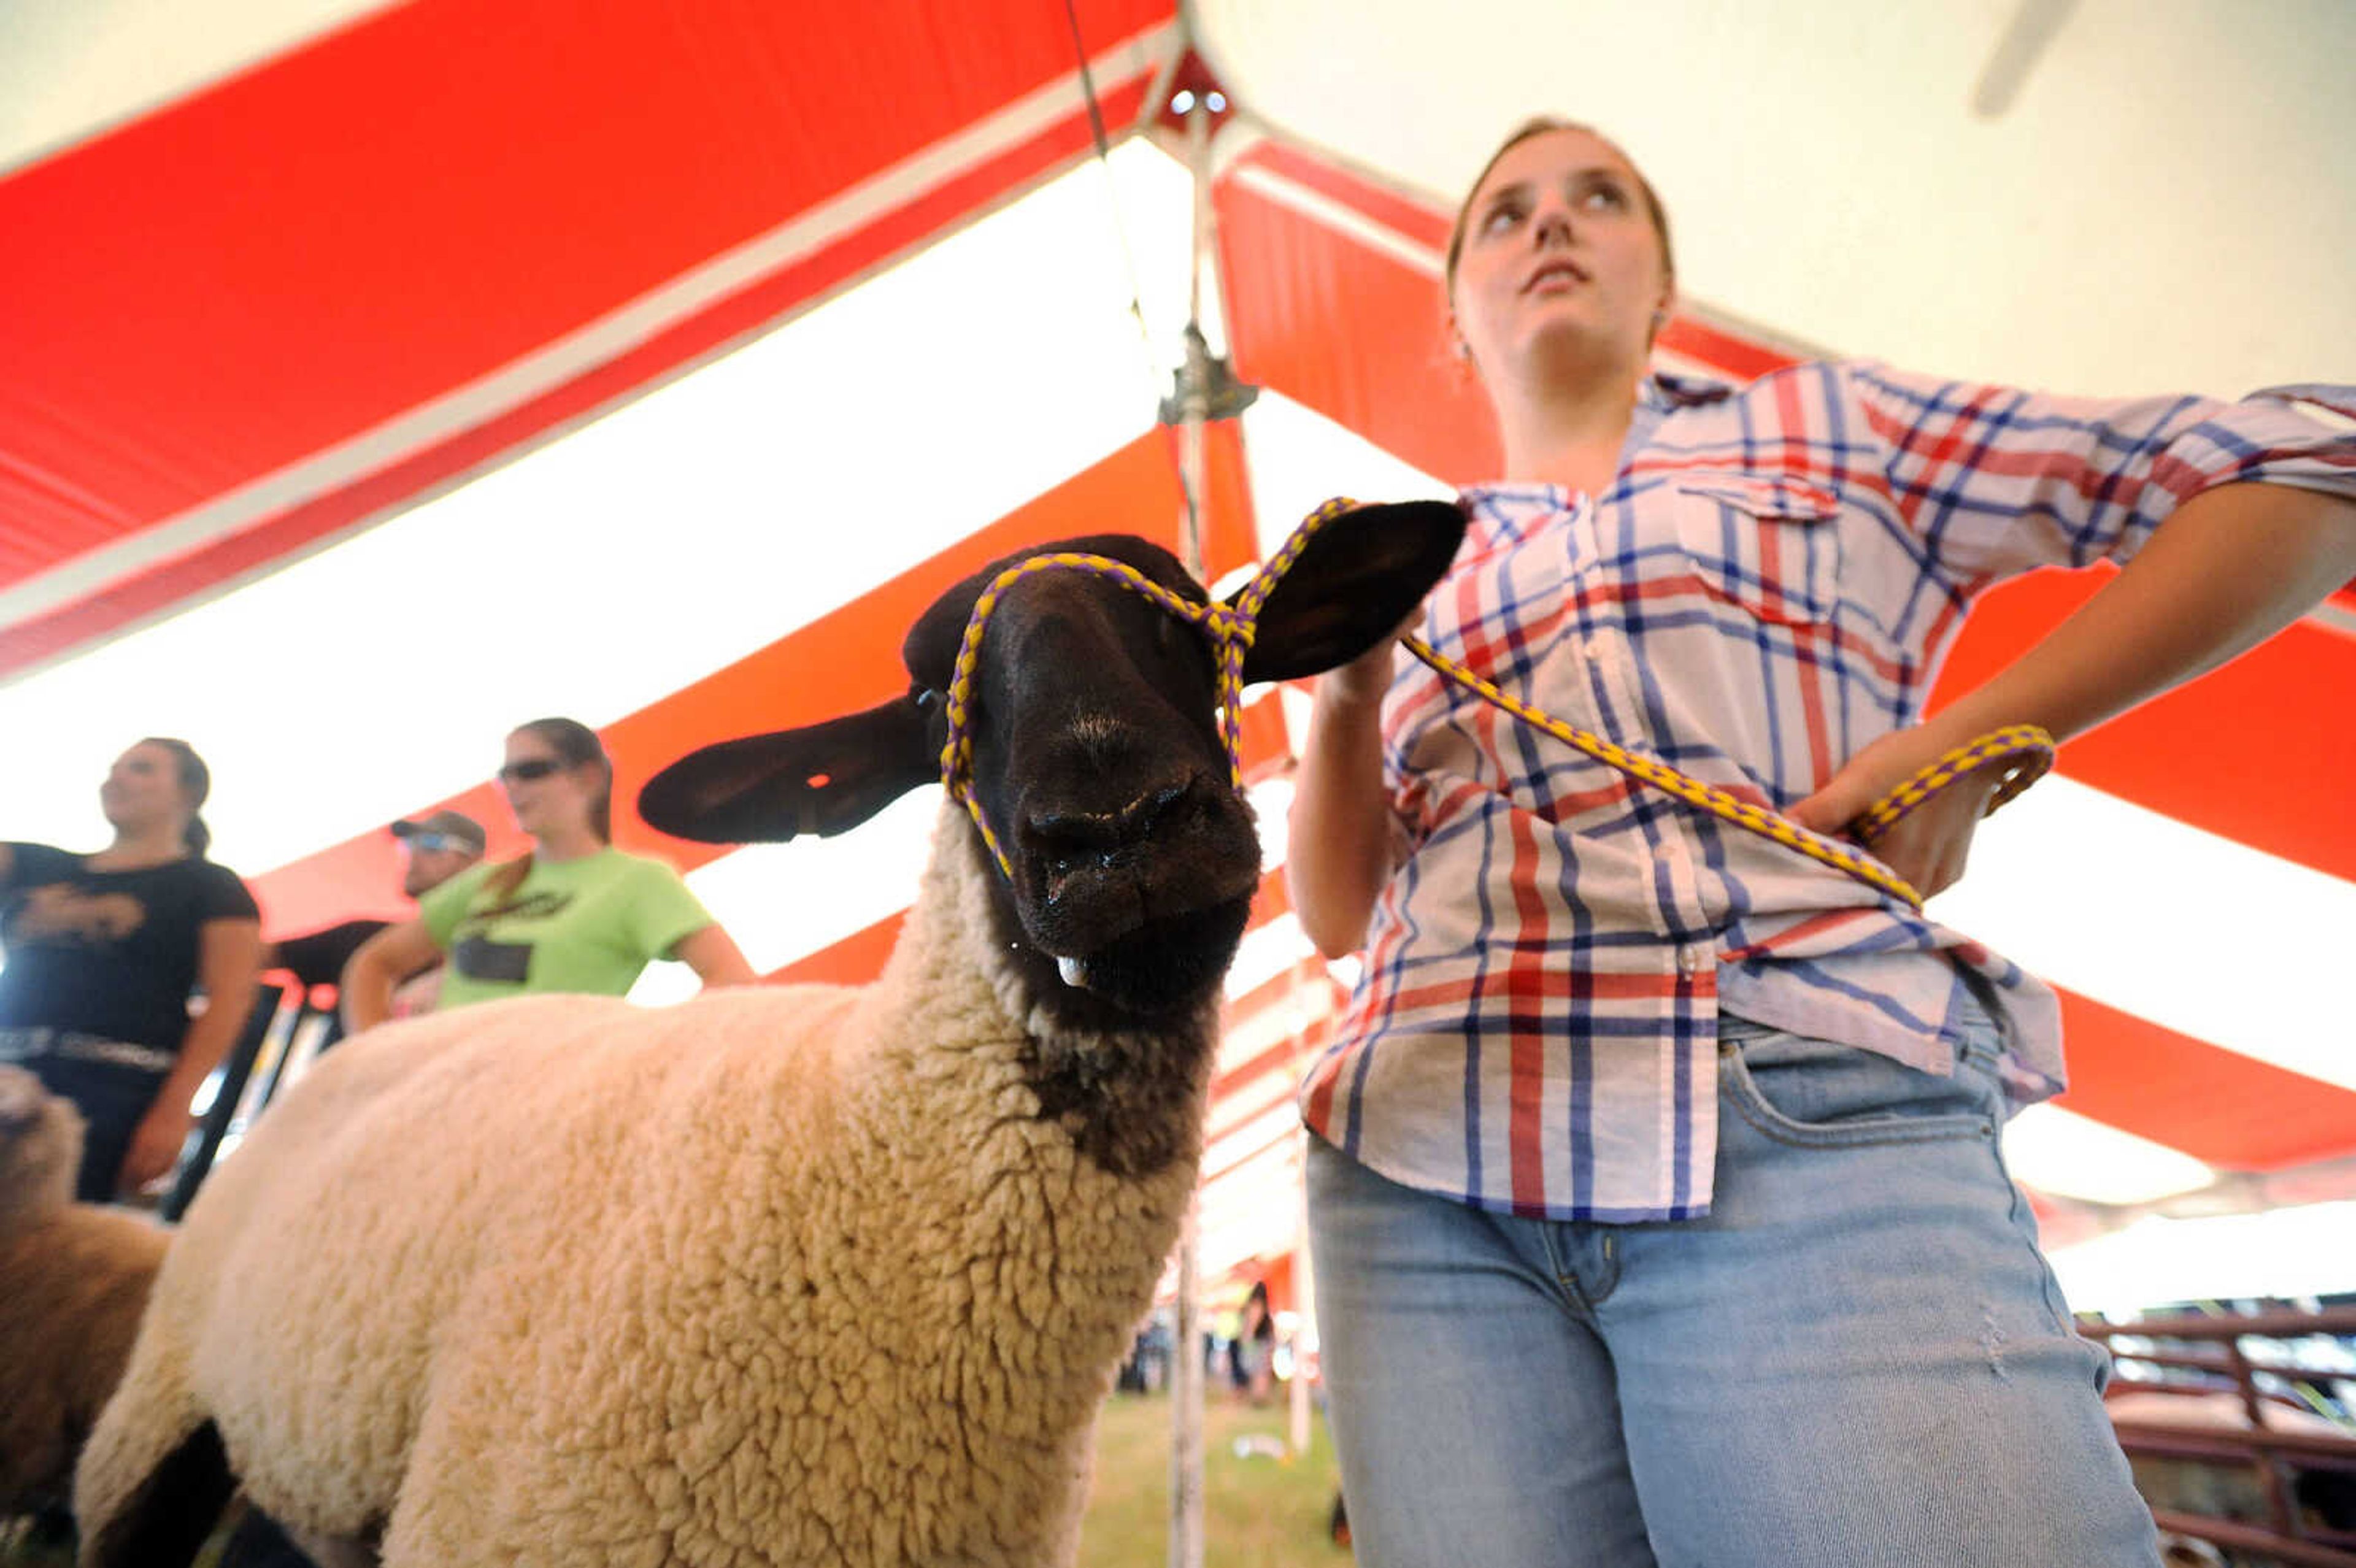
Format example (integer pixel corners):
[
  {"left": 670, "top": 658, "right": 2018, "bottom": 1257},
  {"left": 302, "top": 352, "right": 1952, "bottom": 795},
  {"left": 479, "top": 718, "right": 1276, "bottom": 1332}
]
[
  {"left": 1166, "top": 91, "right": 1214, "bottom": 1568},
  {"left": 1169, "top": 1212, "right": 1204, "bottom": 1568}
]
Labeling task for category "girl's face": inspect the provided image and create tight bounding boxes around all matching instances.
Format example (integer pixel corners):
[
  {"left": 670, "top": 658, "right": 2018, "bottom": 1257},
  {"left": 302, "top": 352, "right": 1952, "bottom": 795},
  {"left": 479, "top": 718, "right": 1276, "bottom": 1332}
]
[
  {"left": 99, "top": 744, "right": 188, "bottom": 834},
  {"left": 1450, "top": 128, "right": 1673, "bottom": 391},
  {"left": 498, "top": 731, "right": 598, "bottom": 841}
]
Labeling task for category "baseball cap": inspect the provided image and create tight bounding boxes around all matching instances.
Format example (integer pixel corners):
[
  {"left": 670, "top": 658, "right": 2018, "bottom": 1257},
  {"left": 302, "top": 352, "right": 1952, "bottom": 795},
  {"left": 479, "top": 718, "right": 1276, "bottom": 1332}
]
[{"left": 390, "top": 809, "right": 487, "bottom": 856}]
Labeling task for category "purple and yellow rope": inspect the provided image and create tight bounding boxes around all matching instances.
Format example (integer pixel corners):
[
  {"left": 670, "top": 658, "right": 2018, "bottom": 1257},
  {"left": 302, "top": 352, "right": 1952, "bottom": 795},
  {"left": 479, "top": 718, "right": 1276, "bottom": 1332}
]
[
  {"left": 939, "top": 496, "right": 2052, "bottom": 910},
  {"left": 939, "top": 497, "right": 1362, "bottom": 880}
]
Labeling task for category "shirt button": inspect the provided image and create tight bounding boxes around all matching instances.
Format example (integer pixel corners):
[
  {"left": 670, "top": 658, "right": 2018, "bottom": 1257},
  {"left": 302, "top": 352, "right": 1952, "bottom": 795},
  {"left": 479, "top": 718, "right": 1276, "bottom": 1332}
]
[{"left": 1676, "top": 943, "right": 1709, "bottom": 977}]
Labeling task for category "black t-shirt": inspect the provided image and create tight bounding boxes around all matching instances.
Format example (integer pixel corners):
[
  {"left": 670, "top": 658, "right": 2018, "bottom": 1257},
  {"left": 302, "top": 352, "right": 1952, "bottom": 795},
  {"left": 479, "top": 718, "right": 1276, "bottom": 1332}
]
[
  {"left": 0, "top": 842, "right": 261, "bottom": 1055},
  {"left": 270, "top": 918, "right": 390, "bottom": 991}
]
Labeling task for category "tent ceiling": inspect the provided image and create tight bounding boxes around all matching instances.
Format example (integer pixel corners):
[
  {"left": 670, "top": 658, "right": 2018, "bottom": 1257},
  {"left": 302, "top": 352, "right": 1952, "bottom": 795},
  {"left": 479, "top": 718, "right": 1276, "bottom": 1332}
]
[
  {"left": 1191, "top": 0, "right": 2356, "bottom": 399},
  {"left": 0, "top": 0, "right": 1180, "bottom": 672},
  {"left": 2, "top": 0, "right": 2350, "bottom": 1306}
]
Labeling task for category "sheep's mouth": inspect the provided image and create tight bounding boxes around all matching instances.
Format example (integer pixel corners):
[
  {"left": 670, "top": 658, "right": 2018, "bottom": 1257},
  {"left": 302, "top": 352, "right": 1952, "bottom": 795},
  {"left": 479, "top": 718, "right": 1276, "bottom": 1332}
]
[{"left": 1046, "top": 895, "right": 1253, "bottom": 1015}]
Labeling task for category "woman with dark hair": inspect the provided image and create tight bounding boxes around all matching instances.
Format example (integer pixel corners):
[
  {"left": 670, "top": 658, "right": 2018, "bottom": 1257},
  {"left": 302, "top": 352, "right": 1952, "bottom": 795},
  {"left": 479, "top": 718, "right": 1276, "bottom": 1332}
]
[
  {"left": 1230, "top": 1278, "right": 1277, "bottom": 1405},
  {"left": 342, "top": 718, "right": 755, "bottom": 1031},
  {"left": 1285, "top": 118, "right": 2356, "bottom": 1566},
  {"left": 1, "top": 739, "right": 263, "bottom": 1201}
]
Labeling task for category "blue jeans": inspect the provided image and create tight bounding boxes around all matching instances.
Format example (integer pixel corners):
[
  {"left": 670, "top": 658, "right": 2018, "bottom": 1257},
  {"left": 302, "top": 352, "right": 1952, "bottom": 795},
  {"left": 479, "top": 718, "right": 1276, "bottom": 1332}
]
[{"left": 1306, "top": 1015, "right": 2160, "bottom": 1567}]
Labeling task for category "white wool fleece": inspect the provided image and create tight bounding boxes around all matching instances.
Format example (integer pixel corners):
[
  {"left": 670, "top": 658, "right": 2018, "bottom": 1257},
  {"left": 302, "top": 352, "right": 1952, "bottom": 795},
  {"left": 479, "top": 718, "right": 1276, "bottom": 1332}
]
[{"left": 79, "top": 805, "right": 1215, "bottom": 1566}]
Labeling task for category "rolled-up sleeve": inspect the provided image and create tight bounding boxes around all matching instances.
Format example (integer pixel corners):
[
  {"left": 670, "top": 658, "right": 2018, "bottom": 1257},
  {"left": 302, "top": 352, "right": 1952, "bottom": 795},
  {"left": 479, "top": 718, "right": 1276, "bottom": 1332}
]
[{"left": 1842, "top": 361, "right": 2356, "bottom": 592}]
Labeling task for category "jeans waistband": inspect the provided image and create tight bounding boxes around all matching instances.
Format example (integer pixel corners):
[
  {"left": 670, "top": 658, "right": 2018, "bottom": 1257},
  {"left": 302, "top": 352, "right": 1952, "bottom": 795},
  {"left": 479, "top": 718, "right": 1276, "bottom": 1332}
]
[
  {"left": 0, "top": 1026, "right": 175, "bottom": 1075},
  {"left": 1719, "top": 994, "right": 2004, "bottom": 1070}
]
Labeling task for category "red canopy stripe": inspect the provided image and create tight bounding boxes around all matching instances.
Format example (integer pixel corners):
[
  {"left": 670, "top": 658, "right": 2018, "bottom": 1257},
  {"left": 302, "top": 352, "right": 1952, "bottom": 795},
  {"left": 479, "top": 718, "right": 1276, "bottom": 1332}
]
[
  {"left": 0, "top": 0, "right": 1182, "bottom": 677},
  {"left": 2050, "top": 990, "right": 2356, "bottom": 1173}
]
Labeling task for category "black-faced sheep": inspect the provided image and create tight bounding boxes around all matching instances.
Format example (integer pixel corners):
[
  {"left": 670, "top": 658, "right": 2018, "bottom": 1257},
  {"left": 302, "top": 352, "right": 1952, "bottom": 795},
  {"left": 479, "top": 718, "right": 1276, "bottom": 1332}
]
[
  {"left": 75, "top": 504, "right": 1465, "bottom": 1567},
  {"left": 0, "top": 1066, "right": 169, "bottom": 1521}
]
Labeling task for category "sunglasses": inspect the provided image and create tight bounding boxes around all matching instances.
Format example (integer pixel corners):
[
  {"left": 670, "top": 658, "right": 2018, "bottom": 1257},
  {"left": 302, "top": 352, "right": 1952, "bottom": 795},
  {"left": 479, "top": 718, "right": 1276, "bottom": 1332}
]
[
  {"left": 497, "top": 758, "right": 566, "bottom": 785},
  {"left": 403, "top": 832, "right": 474, "bottom": 855}
]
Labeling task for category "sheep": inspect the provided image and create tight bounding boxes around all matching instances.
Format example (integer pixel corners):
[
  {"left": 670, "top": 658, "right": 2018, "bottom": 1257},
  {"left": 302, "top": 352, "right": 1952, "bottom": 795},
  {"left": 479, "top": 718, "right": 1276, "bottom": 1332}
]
[
  {"left": 75, "top": 502, "right": 1466, "bottom": 1568},
  {"left": 0, "top": 1066, "right": 170, "bottom": 1521}
]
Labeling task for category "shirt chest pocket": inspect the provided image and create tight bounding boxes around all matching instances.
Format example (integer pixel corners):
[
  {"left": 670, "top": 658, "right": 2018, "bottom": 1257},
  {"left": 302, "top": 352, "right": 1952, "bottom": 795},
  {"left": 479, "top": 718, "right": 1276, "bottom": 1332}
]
[{"left": 1670, "top": 474, "right": 1842, "bottom": 627}]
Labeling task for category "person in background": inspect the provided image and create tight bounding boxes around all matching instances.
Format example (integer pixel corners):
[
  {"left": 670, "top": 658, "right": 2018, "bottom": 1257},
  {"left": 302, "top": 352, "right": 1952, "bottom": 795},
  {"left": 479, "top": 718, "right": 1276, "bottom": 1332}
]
[
  {"left": 1285, "top": 117, "right": 2356, "bottom": 1567},
  {"left": 389, "top": 810, "right": 487, "bottom": 903},
  {"left": 342, "top": 718, "right": 755, "bottom": 1030},
  {"left": 266, "top": 810, "right": 486, "bottom": 1018},
  {"left": 1231, "top": 1279, "right": 1278, "bottom": 1405},
  {"left": 0, "top": 739, "right": 263, "bottom": 1201}
]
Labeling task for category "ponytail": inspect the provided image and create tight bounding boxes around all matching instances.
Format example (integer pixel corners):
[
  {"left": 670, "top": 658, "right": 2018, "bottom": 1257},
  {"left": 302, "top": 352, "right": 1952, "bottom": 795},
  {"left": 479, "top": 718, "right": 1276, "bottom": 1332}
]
[
  {"left": 139, "top": 737, "right": 214, "bottom": 859},
  {"left": 479, "top": 854, "right": 534, "bottom": 911}
]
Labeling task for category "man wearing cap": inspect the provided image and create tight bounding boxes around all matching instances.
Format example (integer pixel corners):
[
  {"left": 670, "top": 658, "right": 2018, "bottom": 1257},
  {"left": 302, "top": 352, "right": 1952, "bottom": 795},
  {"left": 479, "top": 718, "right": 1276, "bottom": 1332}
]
[
  {"left": 265, "top": 812, "right": 486, "bottom": 1017},
  {"left": 389, "top": 810, "right": 488, "bottom": 904}
]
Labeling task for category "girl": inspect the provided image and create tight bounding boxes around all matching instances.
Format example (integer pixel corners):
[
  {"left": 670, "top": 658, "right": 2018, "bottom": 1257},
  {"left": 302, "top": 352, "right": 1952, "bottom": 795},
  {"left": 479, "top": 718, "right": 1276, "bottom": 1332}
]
[
  {"left": 1, "top": 739, "right": 261, "bottom": 1200},
  {"left": 343, "top": 718, "right": 754, "bottom": 1029},
  {"left": 1287, "top": 117, "right": 2356, "bottom": 1567}
]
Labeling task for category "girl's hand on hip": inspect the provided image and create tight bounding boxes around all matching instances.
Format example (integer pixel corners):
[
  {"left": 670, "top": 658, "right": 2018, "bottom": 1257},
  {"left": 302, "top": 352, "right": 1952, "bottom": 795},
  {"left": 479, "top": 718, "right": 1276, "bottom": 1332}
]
[{"left": 1786, "top": 727, "right": 2012, "bottom": 902}]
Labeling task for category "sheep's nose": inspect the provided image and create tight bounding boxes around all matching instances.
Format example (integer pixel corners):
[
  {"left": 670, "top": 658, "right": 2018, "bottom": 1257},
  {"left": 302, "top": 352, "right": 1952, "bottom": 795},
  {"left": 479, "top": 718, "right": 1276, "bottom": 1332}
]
[{"left": 1024, "top": 780, "right": 1194, "bottom": 874}]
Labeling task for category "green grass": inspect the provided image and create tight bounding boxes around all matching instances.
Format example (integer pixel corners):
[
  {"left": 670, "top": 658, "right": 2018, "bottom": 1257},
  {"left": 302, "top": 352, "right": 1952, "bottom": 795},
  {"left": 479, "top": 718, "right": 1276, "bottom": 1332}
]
[
  {"left": 1077, "top": 1391, "right": 1352, "bottom": 1568},
  {"left": 6, "top": 1394, "right": 1347, "bottom": 1567}
]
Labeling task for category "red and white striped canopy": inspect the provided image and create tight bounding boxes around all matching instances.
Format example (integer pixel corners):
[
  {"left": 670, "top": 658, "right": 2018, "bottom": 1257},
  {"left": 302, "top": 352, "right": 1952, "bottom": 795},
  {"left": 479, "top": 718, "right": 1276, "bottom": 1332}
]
[{"left": 4, "top": 0, "right": 2351, "bottom": 1310}]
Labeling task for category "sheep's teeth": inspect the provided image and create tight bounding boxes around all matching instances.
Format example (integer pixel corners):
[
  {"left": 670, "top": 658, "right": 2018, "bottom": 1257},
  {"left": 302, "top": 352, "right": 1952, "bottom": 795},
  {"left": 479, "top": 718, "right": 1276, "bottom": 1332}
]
[{"left": 1057, "top": 955, "right": 1088, "bottom": 988}]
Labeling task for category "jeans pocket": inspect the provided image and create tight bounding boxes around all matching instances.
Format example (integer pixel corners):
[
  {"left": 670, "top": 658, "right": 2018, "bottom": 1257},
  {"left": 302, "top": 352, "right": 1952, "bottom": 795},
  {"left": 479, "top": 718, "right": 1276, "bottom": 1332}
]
[{"left": 1720, "top": 1031, "right": 2000, "bottom": 1149}]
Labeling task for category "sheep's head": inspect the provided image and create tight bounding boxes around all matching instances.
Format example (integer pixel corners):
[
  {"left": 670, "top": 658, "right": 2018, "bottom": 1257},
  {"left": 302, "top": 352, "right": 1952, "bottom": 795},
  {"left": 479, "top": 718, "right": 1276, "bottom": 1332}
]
[
  {"left": 0, "top": 1064, "right": 83, "bottom": 1224},
  {"left": 641, "top": 502, "right": 1464, "bottom": 1030}
]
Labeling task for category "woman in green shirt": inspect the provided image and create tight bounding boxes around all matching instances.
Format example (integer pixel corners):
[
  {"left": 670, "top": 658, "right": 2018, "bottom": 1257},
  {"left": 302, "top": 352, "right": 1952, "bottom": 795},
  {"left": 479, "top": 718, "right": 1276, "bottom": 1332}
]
[{"left": 342, "top": 718, "right": 755, "bottom": 1031}]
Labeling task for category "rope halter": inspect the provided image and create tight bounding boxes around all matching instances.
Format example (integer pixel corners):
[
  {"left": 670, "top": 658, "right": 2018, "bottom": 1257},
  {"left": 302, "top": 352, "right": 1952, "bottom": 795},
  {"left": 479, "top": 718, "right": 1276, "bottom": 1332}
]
[
  {"left": 938, "top": 497, "right": 2053, "bottom": 910},
  {"left": 937, "top": 497, "right": 1360, "bottom": 881}
]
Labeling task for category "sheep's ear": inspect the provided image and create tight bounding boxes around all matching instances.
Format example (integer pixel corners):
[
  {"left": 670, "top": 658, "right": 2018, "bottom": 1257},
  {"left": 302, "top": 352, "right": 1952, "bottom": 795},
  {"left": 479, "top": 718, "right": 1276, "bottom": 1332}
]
[
  {"left": 1233, "top": 500, "right": 1466, "bottom": 684},
  {"left": 638, "top": 696, "right": 939, "bottom": 844}
]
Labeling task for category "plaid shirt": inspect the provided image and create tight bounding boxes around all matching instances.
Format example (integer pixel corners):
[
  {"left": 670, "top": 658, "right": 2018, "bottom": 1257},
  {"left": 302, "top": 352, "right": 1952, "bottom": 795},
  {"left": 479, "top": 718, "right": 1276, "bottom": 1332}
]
[{"left": 1300, "top": 361, "right": 2356, "bottom": 1221}]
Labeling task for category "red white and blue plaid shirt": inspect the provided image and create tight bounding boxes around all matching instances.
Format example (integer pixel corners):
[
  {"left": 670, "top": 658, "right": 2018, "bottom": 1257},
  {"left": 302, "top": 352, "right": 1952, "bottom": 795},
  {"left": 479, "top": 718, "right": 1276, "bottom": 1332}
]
[{"left": 1300, "top": 361, "right": 2356, "bottom": 1221}]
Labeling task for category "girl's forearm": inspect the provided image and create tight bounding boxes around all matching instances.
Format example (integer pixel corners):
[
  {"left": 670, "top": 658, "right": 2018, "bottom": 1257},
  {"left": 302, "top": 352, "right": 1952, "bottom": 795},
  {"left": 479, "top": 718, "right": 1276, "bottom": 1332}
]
[
  {"left": 342, "top": 952, "right": 396, "bottom": 1034},
  {"left": 1933, "top": 482, "right": 2356, "bottom": 746},
  {"left": 153, "top": 1000, "right": 252, "bottom": 1120},
  {"left": 1287, "top": 677, "right": 1397, "bottom": 959}
]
